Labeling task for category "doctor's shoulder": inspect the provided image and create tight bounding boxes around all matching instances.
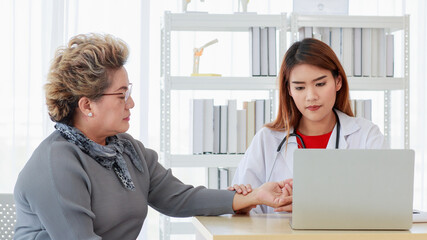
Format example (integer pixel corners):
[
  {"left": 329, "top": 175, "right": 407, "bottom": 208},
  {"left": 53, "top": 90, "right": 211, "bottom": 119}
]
[
  {"left": 250, "top": 127, "right": 285, "bottom": 148},
  {"left": 345, "top": 114, "right": 388, "bottom": 149}
]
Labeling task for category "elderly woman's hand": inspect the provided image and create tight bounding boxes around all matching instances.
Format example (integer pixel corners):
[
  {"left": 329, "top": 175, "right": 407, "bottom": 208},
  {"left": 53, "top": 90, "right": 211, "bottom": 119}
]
[{"left": 227, "top": 184, "right": 253, "bottom": 195}]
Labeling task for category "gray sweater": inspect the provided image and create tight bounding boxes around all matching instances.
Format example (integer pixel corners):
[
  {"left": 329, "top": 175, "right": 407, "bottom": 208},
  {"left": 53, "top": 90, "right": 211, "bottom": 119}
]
[{"left": 14, "top": 131, "right": 235, "bottom": 240}]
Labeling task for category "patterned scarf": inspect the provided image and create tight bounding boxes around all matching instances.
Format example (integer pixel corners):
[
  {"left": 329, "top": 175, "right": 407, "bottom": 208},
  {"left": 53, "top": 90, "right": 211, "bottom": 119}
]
[{"left": 55, "top": 123, "right": 143, "bottom": 191}]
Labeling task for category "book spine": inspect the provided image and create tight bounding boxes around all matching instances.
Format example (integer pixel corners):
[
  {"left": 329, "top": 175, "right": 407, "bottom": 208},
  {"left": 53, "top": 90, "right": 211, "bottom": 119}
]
[
  {"left": 244, "top": 101, "right": 255, "bottom": 148},
  {"left": 371, "top": 29, "right": 379, "bottom": 77},
  {"left": 192, "top": 99, "right": 204, "bottom": 154},
  {"left": 220, "top": 105, "right": 228, "bottom": 154},
  {"left": 207, "top": 167, "right": 219, "bottom": 189},
  {"left": 321, "top": 27, "right": 331, "bottom": 46},
  {"left": 213, "top": 105, "right": 220, "bottom": 154},
  {"left": 227, "top": 100, "right": 237, "bottom": 154},
  {"left": 362, "top": 28, "right": 372, "bottom": 76},
  {"left": 268, "top": 27, "right": 277, "bottom": 76},
  {"left": 330, "top": 28, "right": 342, "bottom": 60},
  {"left": 255, "top": 100, "right": 265, "bottom": 133},
  {"left": 342, "top": 28, "right": 354, "bottom": 76},
  {"left": 260, "top": 27, "right": 269, "bottom": 76},
  {"left": 251, "top": 27, "right": 261, "bottom": 76},
  {"left": 264, "top": 99, "right": 271, "bottom": 124},
  {"left": 386, "top": 34, "right": 394, "bottom": 77},
  {"left": 237, "top": 109, "right": 247, "bottom": 153},
  {"left": 378, "top": 28, "right": 387, "bottom": 77},
  {"left": 353, "top": 28, "right": 362, "bottom": 77},
  {"left": 203, "top": 99, "right": 214, "bottom": 154}
]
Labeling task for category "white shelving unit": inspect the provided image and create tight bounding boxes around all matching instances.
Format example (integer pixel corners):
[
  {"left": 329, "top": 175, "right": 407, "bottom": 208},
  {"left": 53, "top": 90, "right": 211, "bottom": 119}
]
[
  {"left": 159, "top": 12, "right": 409, "bottom": 240},
  {"left": 290, "top": 14, "right": 410, "bottom": 148},
  {"left": 160, "top": 11, "right": 287, "bottom": 240}
]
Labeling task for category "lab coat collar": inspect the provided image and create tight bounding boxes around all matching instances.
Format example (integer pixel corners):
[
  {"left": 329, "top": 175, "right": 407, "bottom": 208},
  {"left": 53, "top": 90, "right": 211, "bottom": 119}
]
[{"left": 270, "top": 109, "right": 361, "bottom": 148}]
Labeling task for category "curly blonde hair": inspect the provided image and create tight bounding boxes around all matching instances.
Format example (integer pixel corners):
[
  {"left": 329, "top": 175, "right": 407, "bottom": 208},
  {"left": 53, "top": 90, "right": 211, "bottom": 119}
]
[{"left": 45, "top": 33, "right": 129, "bottom": 125}]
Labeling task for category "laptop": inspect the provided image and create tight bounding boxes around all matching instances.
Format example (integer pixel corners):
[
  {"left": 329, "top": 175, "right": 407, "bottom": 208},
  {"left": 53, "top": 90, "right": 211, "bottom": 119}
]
[{"left": 291, "top": 149, "right": 415, "bottom": 230}]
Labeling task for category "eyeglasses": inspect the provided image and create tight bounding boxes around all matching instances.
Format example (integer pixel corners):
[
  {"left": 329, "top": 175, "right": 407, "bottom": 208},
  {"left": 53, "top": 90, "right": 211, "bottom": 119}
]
[{"left": 102, "top": 83, "right": 133, "bottom": 103}]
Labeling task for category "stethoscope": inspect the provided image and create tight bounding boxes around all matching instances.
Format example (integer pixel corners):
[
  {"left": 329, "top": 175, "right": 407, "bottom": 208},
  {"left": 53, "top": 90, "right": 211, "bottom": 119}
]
[{"left": 267, "top": 109, "right": 341, "bottom": 182}]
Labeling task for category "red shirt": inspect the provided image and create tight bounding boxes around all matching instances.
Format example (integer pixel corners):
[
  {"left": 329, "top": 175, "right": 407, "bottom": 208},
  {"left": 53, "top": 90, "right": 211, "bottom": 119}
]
[{"left": 296, "top": 130, "right": 333, "bottom": 149}]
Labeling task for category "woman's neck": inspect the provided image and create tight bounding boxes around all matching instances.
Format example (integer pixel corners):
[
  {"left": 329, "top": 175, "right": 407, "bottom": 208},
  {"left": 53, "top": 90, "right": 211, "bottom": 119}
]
[
  {"left": 297, "top": 111, "right": 336, "bottom": 136},
  {"left": 73, "top": 119, "right": 107, "bottom": 145}
]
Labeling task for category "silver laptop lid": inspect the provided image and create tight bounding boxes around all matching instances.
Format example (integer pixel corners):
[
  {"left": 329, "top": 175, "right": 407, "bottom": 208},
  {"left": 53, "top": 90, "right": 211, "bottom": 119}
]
[{"left": 291, "top": 149, "right": 415, "bottom": 230}]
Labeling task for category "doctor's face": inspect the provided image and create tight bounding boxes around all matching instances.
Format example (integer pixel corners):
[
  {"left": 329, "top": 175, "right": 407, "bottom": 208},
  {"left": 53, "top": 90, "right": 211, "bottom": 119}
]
[{"left": 289, "top": 64, "right": 342, "bottom": 125}]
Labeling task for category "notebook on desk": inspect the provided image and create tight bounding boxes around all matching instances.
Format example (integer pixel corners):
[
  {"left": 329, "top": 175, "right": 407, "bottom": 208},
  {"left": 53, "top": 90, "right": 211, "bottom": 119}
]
[{"left": 290, "top": 149, "right": 415, "bottom": 230}]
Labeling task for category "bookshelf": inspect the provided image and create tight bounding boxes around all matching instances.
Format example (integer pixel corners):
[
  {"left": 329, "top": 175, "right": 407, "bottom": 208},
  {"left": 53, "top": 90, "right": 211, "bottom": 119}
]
[
  {"left": 160, "top": 11, "right": 287, "bottom": 240},
  {"left": 290, "top": 13, "right": 410, "bottom": 148},
  {"left": 159, "top": 11, "right": 410, "bottom": 240}
]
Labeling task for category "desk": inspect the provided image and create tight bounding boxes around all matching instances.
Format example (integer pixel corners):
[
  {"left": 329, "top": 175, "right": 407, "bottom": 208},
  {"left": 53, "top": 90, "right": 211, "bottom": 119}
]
[{"left": 192, "top": 214, "right": 427, "bottom": 240}]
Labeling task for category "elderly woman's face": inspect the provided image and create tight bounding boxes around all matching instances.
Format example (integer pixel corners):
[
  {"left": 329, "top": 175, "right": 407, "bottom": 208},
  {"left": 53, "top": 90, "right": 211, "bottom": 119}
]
[{"left": 91, "top": 67, "right": 134, "bottom": 136}]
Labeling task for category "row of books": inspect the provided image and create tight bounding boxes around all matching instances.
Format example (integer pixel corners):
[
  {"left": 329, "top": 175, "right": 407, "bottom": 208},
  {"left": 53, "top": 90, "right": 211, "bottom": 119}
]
[
  {"left": 351, "top": 99, "right": 372, "bottom": 121},
  {"left": 299, "top": 27, "right": 394, "bottom": 77},
  {"left": 191, "top": 99, "right": 271, "bottom": 154},
  {"left": 251, "top": 27, "right": 277, "bottom": 77},
  {"left": 207, "top": 167, "right": 236, "bottom": 190}
]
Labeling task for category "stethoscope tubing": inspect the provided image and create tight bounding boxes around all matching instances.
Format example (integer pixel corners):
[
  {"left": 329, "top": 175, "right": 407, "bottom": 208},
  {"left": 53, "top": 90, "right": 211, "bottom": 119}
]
[{"left": 267, "top": 109, "right": 341, "bottom": 182}]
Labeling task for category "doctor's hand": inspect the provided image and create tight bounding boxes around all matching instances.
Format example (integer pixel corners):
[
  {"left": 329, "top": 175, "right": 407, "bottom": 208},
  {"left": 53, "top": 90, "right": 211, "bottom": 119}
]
[
  {"left": 228, "top": 184, "right": 253, "bottom": 195},
  {"left": 273, "top": 178, "right": 293, "bottom": 212},
  {"left": 232, "top": 181, "right": 292, "bottom": 213},
  {"left": 253, "top": 181, "right": 293, "bottom": 208}
]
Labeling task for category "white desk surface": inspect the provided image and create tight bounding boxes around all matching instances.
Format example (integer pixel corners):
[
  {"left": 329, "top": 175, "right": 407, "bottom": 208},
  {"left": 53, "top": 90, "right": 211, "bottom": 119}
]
[{"left": 192, "top": 213, "right": 427, "bottom": 240}]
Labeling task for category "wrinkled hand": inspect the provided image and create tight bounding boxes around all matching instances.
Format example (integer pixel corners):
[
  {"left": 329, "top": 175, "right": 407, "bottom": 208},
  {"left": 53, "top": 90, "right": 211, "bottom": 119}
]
[
  {"left": 228, "top": 184, "right": 253, "bottom": 195},
  {"left": 254, "top": 180, "right": 292, "bottom": 209}
]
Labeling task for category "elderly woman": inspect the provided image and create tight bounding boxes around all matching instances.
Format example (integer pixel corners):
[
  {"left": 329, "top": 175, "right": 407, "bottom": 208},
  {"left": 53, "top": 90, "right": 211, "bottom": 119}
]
[{"left": 13, "top": 33, "right": 292, "bottom": 240}]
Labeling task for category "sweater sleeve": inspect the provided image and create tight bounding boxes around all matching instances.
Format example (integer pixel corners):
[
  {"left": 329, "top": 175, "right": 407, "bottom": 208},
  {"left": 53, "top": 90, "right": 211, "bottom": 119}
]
[
  {"left": 14, "top": 140, "right": 101, "bottom": 240},
  {"left": 135, "top": 141, "right": 236, "bottom": 217}
]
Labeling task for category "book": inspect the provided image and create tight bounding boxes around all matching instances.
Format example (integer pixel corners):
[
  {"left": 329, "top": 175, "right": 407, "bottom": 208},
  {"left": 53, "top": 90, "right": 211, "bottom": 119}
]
[
  {"left": 353, "top": 28, "right": 362, "bottom": 77},
  {"left": 268, "top": 27, "right": 277, "bottom": 76},
  {"left": 378, "top": 28, "right": 387, "bottom": 77},
  {"left": 260, "top": 27, "right": 269, "bottom": 76},
  {"left": 203, "top": 99, "right": 214, "bottom": 154},
  {"left": 298, "top": 27, "right": 305, "bottom": 40},
  {"left": 220, "top": 105, "right": 228, "bottom": 154},
  {"left": 350, "top": 99, "right": 356, "bottom": 115},
  {"left": 321, "top": 27, "right": 331, "bottom": 46},
  {"left": 192, "top": 99, "right": 204, "bottom": 154},
  {"left": 304, "top": 27, "right": 313, "bottom": 39},
  {"left": 330, "top": 28, "right": 341, "bottom": 60},
  {"left": 251, "top": 27, "right": 261, "bottom": 76},
  {"left": 255, "top": 100, "right": 265, "bottom": 133},
  {"left": 313, "top": 27, "right": 322, "bottom": 40},
  {"left": 228, "top": 167, "right": 237, "bottom": 187},
  {"left": 364, "top": 99, "right": 372, "bottom": 121},
  {"left": 362, "top": 28, "right": 372, "bottom": 76},
  {"left": 213, "top": 105, "right": 220, "bottom": 154},
  {"left": 208, "top": 167, "right": 219, "bottom": 189},
  {"left": 355, "top": 99, "right": 365, "bottom": 118},
  {"left": 371, "top": 29, "right": 379, "bottom": 77},
  {"left": 219, "top": 168, "right": 229, "bottom": 190},
  {"left": 227, "top": 100, "right": 237, "bottom": 154},
  {"left": 244, "top": 101, "right": 255, "bottom": 148},
  {"left": 342, "top": 28, "right": 353, "bottom": 76},
  {"left": 237, "top": 109, "right": 247, "bottom": 153},
  {"left": 386, "top": 34, "right": 394, "bottom": 77},
  {"left": 264, "top": 99, "right": 271, "bottom": 124}
]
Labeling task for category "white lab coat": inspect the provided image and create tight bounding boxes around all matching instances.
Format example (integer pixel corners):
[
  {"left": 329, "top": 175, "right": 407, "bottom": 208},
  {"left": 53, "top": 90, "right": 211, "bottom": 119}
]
[{"left": 232, "top": 110, "right": 389, "bottom": 213}]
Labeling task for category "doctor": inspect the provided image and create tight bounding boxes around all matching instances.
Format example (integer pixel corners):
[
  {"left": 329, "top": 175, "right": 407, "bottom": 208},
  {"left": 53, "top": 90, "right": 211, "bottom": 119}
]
[{"left": 230, "top": 38, "right": 388, "bottom": 213}]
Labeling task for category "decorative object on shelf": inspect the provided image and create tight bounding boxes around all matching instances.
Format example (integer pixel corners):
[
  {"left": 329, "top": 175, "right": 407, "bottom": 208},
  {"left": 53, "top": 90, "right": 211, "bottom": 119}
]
[
  {"left": 182, "top": 0, "right": 206, "bottom": 12},
  {"left": 191, "top": 39, "right": 221, "bottom": 77},
  {"left": 240, "top": 0, "right": 249, "bottom": 13}
]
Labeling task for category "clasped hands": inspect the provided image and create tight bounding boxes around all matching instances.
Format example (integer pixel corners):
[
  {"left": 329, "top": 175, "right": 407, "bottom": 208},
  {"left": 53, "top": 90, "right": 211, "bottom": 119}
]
[{"left": 228, "top": 179, "right": 293, "bottom": 213}]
